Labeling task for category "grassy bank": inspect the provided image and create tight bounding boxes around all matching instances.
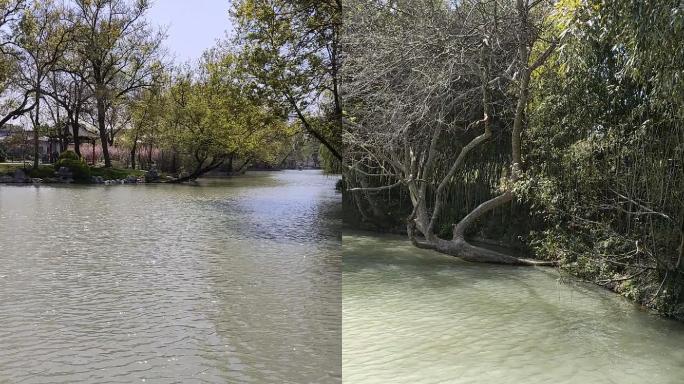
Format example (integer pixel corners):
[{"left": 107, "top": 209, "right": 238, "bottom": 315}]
[
  {"left": 1, "top": 163, "right": 147, "bottom": 182},
  {"left": 89, "top": 167, "right": 145, "bottom": 180}
]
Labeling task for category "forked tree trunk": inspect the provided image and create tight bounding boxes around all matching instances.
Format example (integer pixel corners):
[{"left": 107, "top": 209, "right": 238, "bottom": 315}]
[{"left": 404, "top": 2, "right": 557, "bottom": 267}]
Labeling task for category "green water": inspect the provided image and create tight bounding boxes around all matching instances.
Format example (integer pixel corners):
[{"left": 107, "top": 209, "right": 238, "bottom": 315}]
[{"left": 343, "top": 232, "right": 684, "bottom": 384}]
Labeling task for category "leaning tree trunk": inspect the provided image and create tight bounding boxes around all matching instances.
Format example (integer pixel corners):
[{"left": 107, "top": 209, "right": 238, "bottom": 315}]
[
  {"left": 407, "top": 17, "right": 557, "bottom": 266},
  {"left": 169, "top": 156, "right": 226, "bottom": 183},
  {"left": 234, "top": 156, "right": 253, "bottom": 174},
  {"left": 411, "top": 192, "right": 554, "bottom": 265}
]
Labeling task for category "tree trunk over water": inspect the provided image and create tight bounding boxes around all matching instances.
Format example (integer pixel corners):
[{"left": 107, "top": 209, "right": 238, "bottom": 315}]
[
  {"left": 404, "top": 18, "right": 557, "bottom": 266},
  {"left": 169, "top": 155, "right": 226, "bottom": 183}
]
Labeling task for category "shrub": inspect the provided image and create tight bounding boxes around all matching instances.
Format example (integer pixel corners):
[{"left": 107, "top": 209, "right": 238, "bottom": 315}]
[
  {"left": 28, "top": 165, "right": 56, "bottom": 179},
  {"left": 0, "top": 146, "right": 6, "bottom": 162},
  {"left": 55, "top": 151, "right": 91, "bottom": 182},
  {"left": 57, "top": 150, "right": 79, "bottom": 161},
  {"left": 90, "top": 167, "right": 144, "bottom": 180}
]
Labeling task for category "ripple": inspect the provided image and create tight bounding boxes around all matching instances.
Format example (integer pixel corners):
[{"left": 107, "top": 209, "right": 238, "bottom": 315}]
[
  {"left": 0, "top": 171, "right": 341, "bottom": 383},
  {"left": 342, "top": 232, "right": 684, "bottom": 384}
]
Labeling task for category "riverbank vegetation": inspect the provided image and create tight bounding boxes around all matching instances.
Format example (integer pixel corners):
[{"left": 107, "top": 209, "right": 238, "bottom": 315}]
[
  {"left": 1, "top": 0, "right": 681, "bottom": 319},
  {"left": 0, "top": 157, "right": 147, "bottom": 182},
  {"left": 342, "top": 0, "right": 683, "bottom": 319},
  {"left": 0, "top": 0, "right": 340, "bottom": 183}
]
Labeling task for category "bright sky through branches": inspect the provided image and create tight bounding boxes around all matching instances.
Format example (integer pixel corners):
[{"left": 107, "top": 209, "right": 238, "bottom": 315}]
[{"left": 147, "top": 0, "right": 232, "bottom": 63}]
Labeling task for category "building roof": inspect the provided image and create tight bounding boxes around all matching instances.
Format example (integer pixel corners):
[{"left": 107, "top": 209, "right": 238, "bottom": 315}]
[{"left": 0, "top": 123, "right": 100, "bottom": 141}]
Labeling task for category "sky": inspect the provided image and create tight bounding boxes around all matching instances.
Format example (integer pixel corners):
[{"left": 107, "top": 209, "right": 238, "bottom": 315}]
[{"left": 146, "top": 0, "right": 234, "bottom": 64}]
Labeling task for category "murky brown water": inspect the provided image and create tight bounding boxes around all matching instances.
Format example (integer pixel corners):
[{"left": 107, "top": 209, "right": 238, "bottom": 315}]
[
  {"left": 0, "top": 171, "right": 341, "bottom": 383},
  {"left": 343, "top": 232, "right": 684, "bottom": 384}
]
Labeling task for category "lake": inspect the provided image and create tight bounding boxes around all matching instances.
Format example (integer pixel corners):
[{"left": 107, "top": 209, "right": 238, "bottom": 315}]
[
  {"left": 343, "top": 232, "right": 684, "bottom": 384},
  {"left": 0, "top": 171, "right": 341, "bottom": 383}
]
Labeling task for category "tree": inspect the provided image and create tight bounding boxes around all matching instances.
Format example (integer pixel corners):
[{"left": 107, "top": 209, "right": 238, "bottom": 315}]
[
  {"left": 44, "top": 58, "right": 91, "bottom": 157},
  {"left": 343, "top": 0, "right": 558, "bottom": 264},
  {"left": 232, "top": 0, "right": 343, "bottom": 162},
  {"left": 164, "top": 52, "right": 292, "bottom": 182},
  {"left": 127, "top": 74, "right": 166, "bottom": 170},
  {"left": 0, "top": 0, "right": 33, "bottom": 129},
  {"left": 14, "top": 0, "right": 70, "bottom": 168},
  {"left": 68, "top": 0, "right": 164, "bottom": 167}
]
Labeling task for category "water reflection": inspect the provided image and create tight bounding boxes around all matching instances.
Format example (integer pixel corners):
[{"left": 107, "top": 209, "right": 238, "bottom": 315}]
[{"left": 0, "top": 171, "right": 341, "bottom": 383}]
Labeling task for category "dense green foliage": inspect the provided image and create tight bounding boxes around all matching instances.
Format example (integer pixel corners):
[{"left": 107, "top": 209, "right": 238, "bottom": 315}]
[
  {"left": 1, "top": 0, "right": 318, "bottom": 176},
  {"left": 89, "top": 167, "right": 144, "bottom": 180},
  {"left": 55, "top": 150, "right": 90, "bottom": 181},
  {"left": 232, "top": 0, "right": 344, "bottom": 164},
  {"left": 523, "top": 0, "right": 684, "bottom": 317}
]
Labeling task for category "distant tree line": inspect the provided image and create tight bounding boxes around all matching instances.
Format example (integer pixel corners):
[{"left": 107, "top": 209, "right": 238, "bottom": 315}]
[{"left": 0, "top": 0, "right": 342, "bottom": 179}]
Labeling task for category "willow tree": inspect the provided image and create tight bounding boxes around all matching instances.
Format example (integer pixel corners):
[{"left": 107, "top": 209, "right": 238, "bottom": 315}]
[
  {"left": 344, "top": 0, "right": 558, "bottom": 265},
  {"left": 164, "top": 52, "right": 292, "bottom": 183},
  {"left": 232, "top": 0, "right": 343, "bottom": 163}
]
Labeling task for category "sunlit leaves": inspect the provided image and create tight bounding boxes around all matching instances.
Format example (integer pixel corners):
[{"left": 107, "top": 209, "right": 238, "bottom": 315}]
[
  {"left": 232, "top": 0, "right": 343, "bottom": 160},
  {"left": 525, "top": 0, "right": 684, "bottom": 316},
  {"left": 159, "top": 51, "right": 292, "bottom": 169}
]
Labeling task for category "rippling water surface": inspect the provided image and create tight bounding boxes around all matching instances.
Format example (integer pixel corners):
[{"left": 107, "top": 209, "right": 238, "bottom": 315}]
[
  {"left": 0, "top": 171, "right": 341, "bottom": 383},
  {"left": 343, "top": 232, "right": 684, "bottom": 384}
]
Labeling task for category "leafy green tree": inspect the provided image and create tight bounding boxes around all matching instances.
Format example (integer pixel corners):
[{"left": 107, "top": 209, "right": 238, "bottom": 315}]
[
  {"left": 164, "top": 52, "right": 292, "bottom": 182},
  {"left": 126, "top": 75, "right": 166, "bottom": 170},
  {"left": 68, "top": 0, "right": 165, "bottom": 167},
  {"left": 232, "top": 0, "right": 343, "bottom": 161},
  {"left": 525, "top": 0, "right": 684, "bottom": 316}
]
